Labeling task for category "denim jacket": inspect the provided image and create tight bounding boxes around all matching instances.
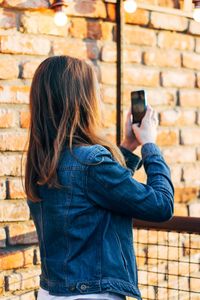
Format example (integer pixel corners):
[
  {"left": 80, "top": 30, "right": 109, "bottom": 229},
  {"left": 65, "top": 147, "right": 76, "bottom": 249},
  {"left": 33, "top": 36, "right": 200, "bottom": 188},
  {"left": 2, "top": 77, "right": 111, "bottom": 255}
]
[{"left": 27, "top": 143, "right": 174, "bottom": 300}]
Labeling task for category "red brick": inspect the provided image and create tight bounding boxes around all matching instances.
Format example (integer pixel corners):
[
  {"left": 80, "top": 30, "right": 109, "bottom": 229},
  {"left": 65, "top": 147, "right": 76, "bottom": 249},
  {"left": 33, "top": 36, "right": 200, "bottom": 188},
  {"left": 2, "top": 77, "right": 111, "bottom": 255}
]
[
  {"left": 179, "top": 90, "right": 200, "bottom": 107},
  {"left": 101, "top": 43, "right": 141, "bottom": 63},
  {"left": 124, "top": 66, "right": 159, "bottom": 87},
  {"left": 0, "top": 131, "right": 28, "bottom": 151},
  {"left": 77, "top": 19, "right": 102, "bottom": 40},
  {"left": 0, "top": 108, "right": 18, "bottom": 128},
  {"left": 106, "top": 3, "right": 115, "bottom": 21},
  {"left": 0, "top": 200, "right": 29, "bottom": 222},
  {"left": 2, "top": 290, "right": 36, "bottom": 299},
  {"left": 0, "top": 84, "right": 15, "bottom": 103},
  {"left": 20, "top": 111, "right": 30, "bottom": 128},
  {"left": 101, "top": 22, "right": 115, "bottom": 40},
  {"left": 102, "top": 103, "right": 116, "bottom": 128},
  {"left": 150, "top": 12, "right": 188, "bottom": 31},
  {"left": 189, "top": 202, "right": 200, "bottom": 217},
  {"left": 183, "top": 163, "right": 200, "bottom": 184},
  {"left": 100, "top": 63, "right": 116, "bottom": 85},
  {"left": 8, "top": 177, "right": 26, "bottom": 199},
  {"left": 0, "top": 56, "right": 19, "bottom": 79},
  {"left": 78, "top": 20, "right": 111, "bottom": 40},
  {"left": 66, "top": 0, "right": 107, "bottom": 18},
  {"left": 175, "top": 185, "right": 199, "bottom": 203},
  {"left": 156, "top": 128, "right": 179, "bottom": 146},
  {"left": 189, "top": 19, "right": 200, "bottom": 35},
  {"left": 0, "top": 246, "right": 34, "bottom": 270},
  {"left": 158, "top": 31, "right": 195, "bottom": 51},
  {"left": 106, "top": 3, "right": 149, "bottom": 25},
  {"left": 21, "top": 11, "right": 68, "bottom": 36},
  {"left": 101, "top": 43, "right": 116, "bottom": 62},
  {"left": 0, "top": 249, "right": 24, "bottom": 270},
  {"left": 168, "top": 164, "right": 182, "bottom": 183},
  {"left": 69, "top": 17, "right": 87, "bottom": 39},
  {"left": 162, "top": 146, "right": 196, "bottom": 163},
  {"left": 161, "top": 70, "right": 195, "bottom": 88},
  {"left": 0, "top": 34, "right": 51, "bottom": 55},
  {"left": 22, "top": 58, "right": 44, "bottom": 79},
  {"left": 0, "top": 84, "right": 30, "bottom": 104},
  {"left": 7, "top": 221, "right": 38, "bottom": 245},
  {"left": 69, "top": 18, "right": 114, "bottom": 40},
  {"left": 100, "top": 84, "right": 115, "bottom": 104},
  {"left": 174, "top": 203, "right": 188, "bottom": 216},
  {"left": 16, "top": 86, "right": 30, "bottom": 103},
  {"left": 195, "top": 37, "right": 200, "bottom": 53},
  {"left": 0, "top": 179, "right": 6, "bottom": 200},
  {"left": 180, "top": 128, "right": 200, "bottom": 145},
  {"left": 5, "top": 267, "right": 40, "bottom": 291},
  {"left": 34, "top": 246, "right": 41, "bottom": 265},
  {"left": 2, "top": 0, "right": 48, "bottom": 8},
  {"left": 159, "top": 109, "right": 196, "bottom": 126},
  {"left": 125, "top": 8, "right": 149, "bottom": 25},
  {"left": 182, "top": 52, "right": 200, "bottom": 70},
  {"left": 0, "top": 153, "right": 26, "bottom": 176},
  {"left": 144, "top": 88, "right": 176, "bottom": 106},
  {"left": 0, "top": 9, "right": 16, "bottom": 28},
  {"left": 124, "top": 26, "right": 157, "bottom": 46},
  {"left": 143, "top": 49, "right": 181, "bottom": 68},
  {"left": 130, "top": 172, "right": 146, "bottom": 192},
  {"left": 53, "top": 38, "right": 99, "bottom": 60},
  {"left": 0, "top": 227, "right": 6, "bottom": 247}
]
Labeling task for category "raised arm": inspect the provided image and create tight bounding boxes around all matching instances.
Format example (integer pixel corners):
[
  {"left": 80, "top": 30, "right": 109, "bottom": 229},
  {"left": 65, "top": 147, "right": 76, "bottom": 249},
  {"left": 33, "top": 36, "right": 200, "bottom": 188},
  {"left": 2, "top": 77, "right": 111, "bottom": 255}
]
[{"left": 86, "top": 143, "right": 174, "bottom": 222}]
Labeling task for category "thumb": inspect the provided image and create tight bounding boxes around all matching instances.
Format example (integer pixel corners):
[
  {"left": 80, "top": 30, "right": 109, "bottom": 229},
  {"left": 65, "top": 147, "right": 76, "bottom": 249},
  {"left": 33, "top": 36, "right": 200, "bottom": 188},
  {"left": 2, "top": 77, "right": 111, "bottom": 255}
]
[{"left": 132, "top": 123, "right": 140, "bottom": 133}]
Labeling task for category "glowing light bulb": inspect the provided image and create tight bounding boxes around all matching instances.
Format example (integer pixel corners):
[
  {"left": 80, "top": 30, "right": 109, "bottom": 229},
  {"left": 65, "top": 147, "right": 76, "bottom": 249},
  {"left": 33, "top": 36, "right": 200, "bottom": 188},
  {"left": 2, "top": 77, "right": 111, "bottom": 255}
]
[
  {"left": 54, "top": 11, "right": 68, "bottom": 26},
  {"left": 193, "top": 8, "right": 200, "bottom": 22},
  {"left": 124, "top": 0, "right": 137, "bottom": 13}
]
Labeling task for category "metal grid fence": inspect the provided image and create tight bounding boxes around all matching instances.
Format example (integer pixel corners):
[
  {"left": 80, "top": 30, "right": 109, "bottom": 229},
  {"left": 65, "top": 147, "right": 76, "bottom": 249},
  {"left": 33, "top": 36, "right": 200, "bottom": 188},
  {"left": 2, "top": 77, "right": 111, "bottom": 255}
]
[{"left": 133, "top": 217, "right": 200, "bottom": 300}]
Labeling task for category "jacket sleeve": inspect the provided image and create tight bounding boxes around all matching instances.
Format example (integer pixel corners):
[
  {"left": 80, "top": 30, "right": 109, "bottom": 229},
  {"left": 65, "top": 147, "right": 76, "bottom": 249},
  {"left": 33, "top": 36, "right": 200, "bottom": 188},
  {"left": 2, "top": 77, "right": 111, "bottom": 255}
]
[
  {"left": 119, "top": 145, "right": 143, "bottom": 175},
  {"left": 86, "top": 143, "right": 174, "bottom": 222}
]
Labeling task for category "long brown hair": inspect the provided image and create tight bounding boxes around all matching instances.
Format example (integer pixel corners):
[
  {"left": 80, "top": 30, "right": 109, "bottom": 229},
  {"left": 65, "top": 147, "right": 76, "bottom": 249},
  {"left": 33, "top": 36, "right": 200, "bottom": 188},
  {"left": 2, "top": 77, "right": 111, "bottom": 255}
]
[{"left": 24, "top": 55, "right": 126, "bottom": 202}]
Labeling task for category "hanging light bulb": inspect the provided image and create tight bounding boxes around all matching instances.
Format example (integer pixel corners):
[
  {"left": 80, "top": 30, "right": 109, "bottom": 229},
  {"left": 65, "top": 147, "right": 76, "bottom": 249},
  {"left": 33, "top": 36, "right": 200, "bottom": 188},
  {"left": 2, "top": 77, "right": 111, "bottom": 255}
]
[
  {"left": 192, "top": 0, "right": 200, "bottom": 22},
  {"left": 51, "top": 0, "right": 71, "bottom": 27},
  {"left": 124, "top": 0, "right": 137, "bottom": 13},
  {"left": 54, "top": 9, "right": 68, "bottom": 26}
]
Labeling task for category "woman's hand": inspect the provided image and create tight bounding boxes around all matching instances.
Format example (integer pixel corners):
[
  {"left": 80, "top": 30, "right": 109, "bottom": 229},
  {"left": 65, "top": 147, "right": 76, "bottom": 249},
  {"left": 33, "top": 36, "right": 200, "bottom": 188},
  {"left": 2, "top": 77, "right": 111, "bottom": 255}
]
[
  {"left": 120, "top": 107, "right": 141, "bottom": 152},
  {"left": 132, "top": 104, "right": 158, "bottom": 145}
]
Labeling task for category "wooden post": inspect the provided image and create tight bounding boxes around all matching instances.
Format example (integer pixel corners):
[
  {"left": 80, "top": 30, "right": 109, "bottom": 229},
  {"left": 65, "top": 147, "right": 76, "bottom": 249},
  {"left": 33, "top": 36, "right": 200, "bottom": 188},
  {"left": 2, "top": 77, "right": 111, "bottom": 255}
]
[{"left": 116, "top": 0, "right": 124, "bottom": 146}]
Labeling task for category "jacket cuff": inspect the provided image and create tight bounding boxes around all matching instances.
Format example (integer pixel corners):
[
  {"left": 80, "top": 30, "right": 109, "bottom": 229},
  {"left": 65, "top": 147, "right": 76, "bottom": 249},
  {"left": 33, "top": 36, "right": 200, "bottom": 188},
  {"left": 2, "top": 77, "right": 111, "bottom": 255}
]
[
  {"left": 141, "top": 143, "right": 162, "bottom": 160},
  {"left": 119, "top": 146, "right": 143, "bottom": 171}
]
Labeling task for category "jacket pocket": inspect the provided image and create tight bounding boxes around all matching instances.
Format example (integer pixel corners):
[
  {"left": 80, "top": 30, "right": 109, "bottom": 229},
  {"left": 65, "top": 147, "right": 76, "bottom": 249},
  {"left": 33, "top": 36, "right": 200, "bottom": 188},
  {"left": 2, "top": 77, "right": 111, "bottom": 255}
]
[{"left": 114, "top": 230, "right": 128, "bottom": 272}]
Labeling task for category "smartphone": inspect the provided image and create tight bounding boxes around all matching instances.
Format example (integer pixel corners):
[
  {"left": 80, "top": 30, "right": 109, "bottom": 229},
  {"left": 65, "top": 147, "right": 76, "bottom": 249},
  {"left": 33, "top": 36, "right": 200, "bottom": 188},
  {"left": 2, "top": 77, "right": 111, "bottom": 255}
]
[{"left": 131, "top": 90, "right": 147, "bottom": 124}]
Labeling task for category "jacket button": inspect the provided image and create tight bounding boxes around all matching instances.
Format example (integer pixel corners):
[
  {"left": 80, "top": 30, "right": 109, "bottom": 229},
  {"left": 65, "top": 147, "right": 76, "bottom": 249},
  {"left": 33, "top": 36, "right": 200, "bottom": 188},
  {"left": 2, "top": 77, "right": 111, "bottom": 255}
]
[{"left": 80, "top": 284, "right": 87, "bottom": 290}]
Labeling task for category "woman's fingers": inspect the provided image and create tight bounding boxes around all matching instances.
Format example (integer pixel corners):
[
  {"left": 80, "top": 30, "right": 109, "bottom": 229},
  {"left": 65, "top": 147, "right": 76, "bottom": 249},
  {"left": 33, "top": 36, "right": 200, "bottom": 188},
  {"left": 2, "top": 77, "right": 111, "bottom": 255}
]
[
  {"left": 125, "top": 107, "right": 132, "bottom": 125},
  {"left": 142, "top": 104, "right": 152, "bottom": 121},
  {"left": 152, "top": 110, "right": 159, "bottom": 126}
]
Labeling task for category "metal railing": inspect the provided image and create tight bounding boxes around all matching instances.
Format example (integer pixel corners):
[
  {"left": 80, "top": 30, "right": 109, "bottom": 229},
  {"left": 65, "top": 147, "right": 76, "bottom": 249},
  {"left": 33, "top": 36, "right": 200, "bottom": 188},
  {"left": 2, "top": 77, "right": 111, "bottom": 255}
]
[{"left": 133, "top": 216, "right": 200, "bottom": 300}]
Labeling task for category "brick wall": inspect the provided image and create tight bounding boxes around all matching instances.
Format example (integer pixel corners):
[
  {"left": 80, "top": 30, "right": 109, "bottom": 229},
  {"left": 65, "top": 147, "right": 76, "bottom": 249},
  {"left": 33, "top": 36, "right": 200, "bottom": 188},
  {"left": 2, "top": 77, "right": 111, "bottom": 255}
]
[{"left": 0, "top": 0, "right": 199, "bottom": 299}]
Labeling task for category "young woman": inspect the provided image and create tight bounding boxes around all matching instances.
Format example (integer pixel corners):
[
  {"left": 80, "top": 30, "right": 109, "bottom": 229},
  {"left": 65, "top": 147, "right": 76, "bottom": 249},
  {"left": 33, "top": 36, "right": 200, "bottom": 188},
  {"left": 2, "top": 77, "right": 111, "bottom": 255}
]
[{"left": 25, "top": 55, "right": 174, "bottom": 300}]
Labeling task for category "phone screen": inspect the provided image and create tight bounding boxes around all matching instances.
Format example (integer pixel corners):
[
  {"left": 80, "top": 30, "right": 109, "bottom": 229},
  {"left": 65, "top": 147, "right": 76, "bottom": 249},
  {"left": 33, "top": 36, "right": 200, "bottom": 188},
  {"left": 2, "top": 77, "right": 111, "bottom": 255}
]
[{"left": 131, "top": 90, "right": 147, "bottom": 124}]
